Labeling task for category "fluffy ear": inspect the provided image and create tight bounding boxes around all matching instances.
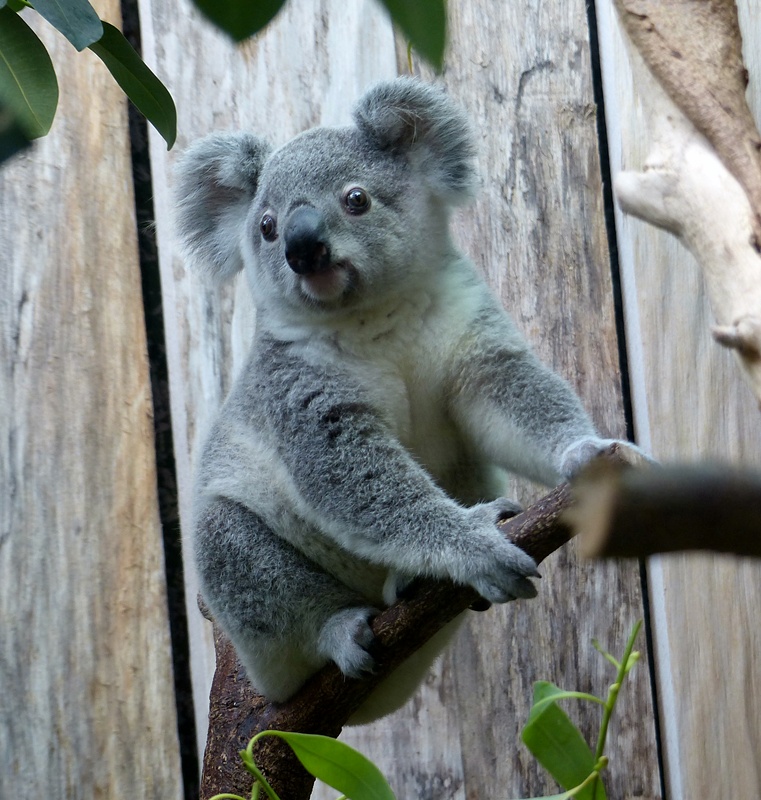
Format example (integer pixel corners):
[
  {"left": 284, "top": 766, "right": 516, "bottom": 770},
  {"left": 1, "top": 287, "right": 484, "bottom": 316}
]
[
  {"left": 353, "top": 78, "right": 477, "bottom": 203},
  {"left": 174, "top": 133, "right": 271, "bottom": 283}
]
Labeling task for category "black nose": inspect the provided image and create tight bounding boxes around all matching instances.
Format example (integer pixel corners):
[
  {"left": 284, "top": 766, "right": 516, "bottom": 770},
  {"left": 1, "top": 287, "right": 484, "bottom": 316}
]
[{"left": 284, "top": 206, "right": 331, "bottom": 275}]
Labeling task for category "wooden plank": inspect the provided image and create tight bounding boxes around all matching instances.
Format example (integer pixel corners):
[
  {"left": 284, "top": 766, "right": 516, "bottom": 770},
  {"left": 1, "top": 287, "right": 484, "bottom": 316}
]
[
  {"left": 137, "top": 0, "right": 399, "bottom": 767},
  {"left": 596, "top": 0, "right": 761, "bottom": 797},
  {"left": 0, "top": 4, "right": 182, "bottom": 799},
  {"left": 400, "top": 3, "right": 662, "bottom": 798}
]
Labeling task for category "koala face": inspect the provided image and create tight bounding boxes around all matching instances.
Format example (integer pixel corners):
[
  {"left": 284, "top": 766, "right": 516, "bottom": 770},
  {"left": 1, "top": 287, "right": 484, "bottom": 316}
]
[
  {"left": 244, "top": 128, "right": 426, "bottom": 315},
  {"left": 175, "top": 79, "right": 478, "bottom": 323}
]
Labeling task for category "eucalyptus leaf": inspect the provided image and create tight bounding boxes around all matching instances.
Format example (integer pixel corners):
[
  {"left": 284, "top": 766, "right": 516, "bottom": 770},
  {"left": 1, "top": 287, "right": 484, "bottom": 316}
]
[
  {"left": 0, "top": 7, "right": 59, "bottom": 137},
  {"left": 522, "top": 682, "right": 606, "bottom": 800},
  {"left": 32, "top": 0, "right": 102, "bottom": 50},
  {"left": 378, "top": 0, "right": 446, "bottom": 70},
  {"left": 0, "top": 100, "right": 31, "bottom": 163},
  {"left": 89, "top": 22, "right": 176, "bottom": 148},
  {"left": 192, "top": 0, "right": 286, "bottom": 42},
  {"left": 265, "top": 731, "right": 396, "bottom": 800}
]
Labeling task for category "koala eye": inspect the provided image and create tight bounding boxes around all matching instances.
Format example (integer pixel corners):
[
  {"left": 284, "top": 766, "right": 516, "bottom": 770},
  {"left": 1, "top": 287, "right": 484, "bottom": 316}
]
[
  {"left": 260, "top": 214, "right": 278, "bottom": 242},
  {"left": 344, "top": 187, "right": 371, "bottom": 215}
]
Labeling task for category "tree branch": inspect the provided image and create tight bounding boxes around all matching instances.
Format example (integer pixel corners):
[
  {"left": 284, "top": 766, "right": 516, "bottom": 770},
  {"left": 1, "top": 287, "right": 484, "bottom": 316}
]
[
  {"left": 569, "top": 459, "right": 761, "bottom": 559},
  {"left": 198, "top": 445, "right": 639, "bottom": 800},
  {"left": 611, "top": 0, "right": 761, "bottom": 406}
]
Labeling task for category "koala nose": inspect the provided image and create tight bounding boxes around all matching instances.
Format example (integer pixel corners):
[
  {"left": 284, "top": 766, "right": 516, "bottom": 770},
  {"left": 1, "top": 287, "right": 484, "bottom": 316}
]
[{"left": 284, "top": 206, "right": 332, "bottom": 275}]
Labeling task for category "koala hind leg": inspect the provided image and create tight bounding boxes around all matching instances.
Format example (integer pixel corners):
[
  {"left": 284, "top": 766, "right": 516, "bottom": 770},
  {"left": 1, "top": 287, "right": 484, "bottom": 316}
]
[{"left": 194, "top": 498, "right": 378, "bottom": 701}]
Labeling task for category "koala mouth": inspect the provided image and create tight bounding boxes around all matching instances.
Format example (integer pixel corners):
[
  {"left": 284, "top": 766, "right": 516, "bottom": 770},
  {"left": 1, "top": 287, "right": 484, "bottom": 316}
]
[{"left": 298, "top": 260, "right": 354, "bottom": 304}]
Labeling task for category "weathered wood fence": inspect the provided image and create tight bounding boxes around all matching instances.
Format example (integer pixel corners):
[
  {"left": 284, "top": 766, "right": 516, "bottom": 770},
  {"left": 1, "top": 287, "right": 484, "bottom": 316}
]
[{"left": 2, "top": 1, "right": 759, "bottom": 798}]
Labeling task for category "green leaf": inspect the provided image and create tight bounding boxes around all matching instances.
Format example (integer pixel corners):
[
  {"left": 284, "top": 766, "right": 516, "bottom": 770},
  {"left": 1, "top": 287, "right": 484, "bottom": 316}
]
[
  {"left": 522, "top": 683, "right": 607, "bottom": 800},
  {"left": 32, "top": 0, "right": 102, "bottom": 50},
  {"left": 265, "top": 731, "right": 396, "bottom": 800},
  {"left": 191, "top": 0, "right": 287, "bottom": 42},
  {"left": 0, "top": 99, "right": 31, "bottom": 162},
  {"left": 0, "top": 7, "right": 59, "bottom": 137},
  {"left": 88, "top": 22, "right": 176, "bottom": 148},
  {"left": 378, "top": 0, "right": 446, "bottom": 70}
]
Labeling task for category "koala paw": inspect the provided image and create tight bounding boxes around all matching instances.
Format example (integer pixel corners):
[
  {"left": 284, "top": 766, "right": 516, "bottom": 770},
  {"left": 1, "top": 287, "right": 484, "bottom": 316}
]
[
  {"left": 318, "top": 607, "right": 378, "bottom": 679},
  {"left": 560, "top": 436, "right": 654, "bottom": 480},
  {"left": 462, "top": 499, "right": 540, "bottom": 605}
]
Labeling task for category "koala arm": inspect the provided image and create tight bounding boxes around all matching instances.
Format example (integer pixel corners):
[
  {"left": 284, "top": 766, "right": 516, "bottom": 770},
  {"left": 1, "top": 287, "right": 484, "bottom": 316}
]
[
  {"left": 448, "top": 329, "right": 605, "bottom": 487},
  {"left": 258, "top": 342, "right": 538, "bottom": 602}
]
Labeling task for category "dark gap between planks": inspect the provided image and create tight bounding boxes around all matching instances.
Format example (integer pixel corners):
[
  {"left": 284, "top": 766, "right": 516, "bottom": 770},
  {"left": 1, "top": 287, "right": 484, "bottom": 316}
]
[{"left": 120, "top": 2, "right": 200, "bottom": 797}]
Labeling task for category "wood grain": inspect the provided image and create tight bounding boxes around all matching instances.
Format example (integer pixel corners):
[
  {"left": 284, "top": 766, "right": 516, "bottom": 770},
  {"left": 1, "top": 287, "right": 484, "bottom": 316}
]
[
  {"left": 398, "top": 3, "right": 662, "bottom": 798},
  {"left": 596, "top": 0, "right": 761, "bottom": 796},
  {"left": 0, "top": 4, "right": 181, "bottom": 799}
]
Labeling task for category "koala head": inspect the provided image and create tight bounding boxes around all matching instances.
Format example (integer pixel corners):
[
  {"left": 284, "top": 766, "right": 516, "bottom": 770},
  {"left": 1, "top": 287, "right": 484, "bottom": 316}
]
[{"left": 174, "top": 79, "right": 477, "bottom": 321}]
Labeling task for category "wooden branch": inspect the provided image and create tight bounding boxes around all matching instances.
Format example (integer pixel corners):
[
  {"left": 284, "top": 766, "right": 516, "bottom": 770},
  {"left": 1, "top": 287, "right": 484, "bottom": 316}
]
[
  {"left": 568, "top": 459, "right": 761, "bottom": 559},
  {"left": 611, "top": 0, "right": 761, "bottom": 406},
  {"left": 198, "top": 445, "right": 644, "bottom": 800},
  {"left": 614, "top": 0, "right": 761, "bottom": 246}
]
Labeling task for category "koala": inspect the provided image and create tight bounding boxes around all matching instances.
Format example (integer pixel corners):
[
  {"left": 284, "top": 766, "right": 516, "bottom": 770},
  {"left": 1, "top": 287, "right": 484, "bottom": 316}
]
[{"left": 175, "top": 78, "right": 632, "bottom": 724}]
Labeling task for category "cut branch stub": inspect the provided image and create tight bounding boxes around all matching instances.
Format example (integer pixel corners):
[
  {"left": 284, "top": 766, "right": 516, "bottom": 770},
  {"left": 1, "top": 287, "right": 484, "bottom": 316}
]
[{"left": 569, "top": 458, "right": 761, "bottom": 559}]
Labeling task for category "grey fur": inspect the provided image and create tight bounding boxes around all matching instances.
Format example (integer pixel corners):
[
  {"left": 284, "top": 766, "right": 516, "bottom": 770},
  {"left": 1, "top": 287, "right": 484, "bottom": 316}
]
[{"left": 174, "top": 78, "right": 639, "bottom": 723}]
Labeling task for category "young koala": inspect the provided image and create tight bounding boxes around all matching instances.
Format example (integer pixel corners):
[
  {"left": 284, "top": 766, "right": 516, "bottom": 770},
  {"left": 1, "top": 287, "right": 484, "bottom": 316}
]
[{"left": 175, "top": 78, "right": 628, "bottom": 723}]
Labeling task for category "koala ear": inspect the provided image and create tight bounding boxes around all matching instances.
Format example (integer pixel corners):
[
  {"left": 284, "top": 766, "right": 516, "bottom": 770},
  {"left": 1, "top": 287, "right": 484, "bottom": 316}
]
[
  {"left": 352, "top": 78, "right": 477, "bottom": 202},
  {"left": 174, "top": 133, "right": 271, "bottom": 283}
]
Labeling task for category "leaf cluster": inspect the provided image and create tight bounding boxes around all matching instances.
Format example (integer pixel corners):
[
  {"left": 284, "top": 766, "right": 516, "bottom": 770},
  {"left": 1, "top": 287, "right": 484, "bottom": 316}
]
[
  {"left": 516, "top": 620, "right": 642, "bottom": 799},
  {"left": 0, "top": 0, "right": 175, "bottom": 152},
  {"left": 0, "top": 0, "right": 447, "bottom": 163},
  {"left": 211, "top": 730, "right": 396, "bottom": 800}
]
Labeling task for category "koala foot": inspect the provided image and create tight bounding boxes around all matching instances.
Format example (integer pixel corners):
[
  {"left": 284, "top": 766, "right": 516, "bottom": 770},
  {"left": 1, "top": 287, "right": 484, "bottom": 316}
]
[
  {"left": 318, "top": 607, "right": 378, "bottom": 679},
  {"left": 461, "top": 499, "right": 540, "bottom": 605},
  {"left": 560, "top": 436, "right": 654, "bottom": 480}
]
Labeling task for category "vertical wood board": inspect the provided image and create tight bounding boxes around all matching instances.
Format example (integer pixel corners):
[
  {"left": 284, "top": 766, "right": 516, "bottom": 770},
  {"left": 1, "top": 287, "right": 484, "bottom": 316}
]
[
  {"left": 596, "top": 0, "right": 761, "bottom": 797},
  {"left": 338, "top": 2, "right": 662, "bottom": 795},
  {"left": 0, "top": 5, "right": 182, "bottom": 799},
  {"left": 401, "top": 2, "right": 661, "bottom": 798}
]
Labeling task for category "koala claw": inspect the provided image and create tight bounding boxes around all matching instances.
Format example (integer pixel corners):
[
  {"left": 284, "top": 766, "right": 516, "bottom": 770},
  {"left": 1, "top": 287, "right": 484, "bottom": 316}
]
[
  {"left": 472, "top": 573, "right": 539, "bottom": 604},
  {"left": 462, "top": 499, "right": 540, "bottom": 604},
  {"left": 318, "top": 607, "right": 378, "bottom": 679}
]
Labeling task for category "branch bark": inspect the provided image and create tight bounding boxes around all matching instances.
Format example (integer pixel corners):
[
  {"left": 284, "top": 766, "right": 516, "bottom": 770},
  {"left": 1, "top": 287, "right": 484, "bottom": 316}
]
[
  {"left": 611, "top": 0, "right": 761, "bottom": 406},
  {"left": 569, "top": 459, "right": 761, "bottom": 559},
  {"left": 199, "top": 445, "right": 638, "bottom": 800}
]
